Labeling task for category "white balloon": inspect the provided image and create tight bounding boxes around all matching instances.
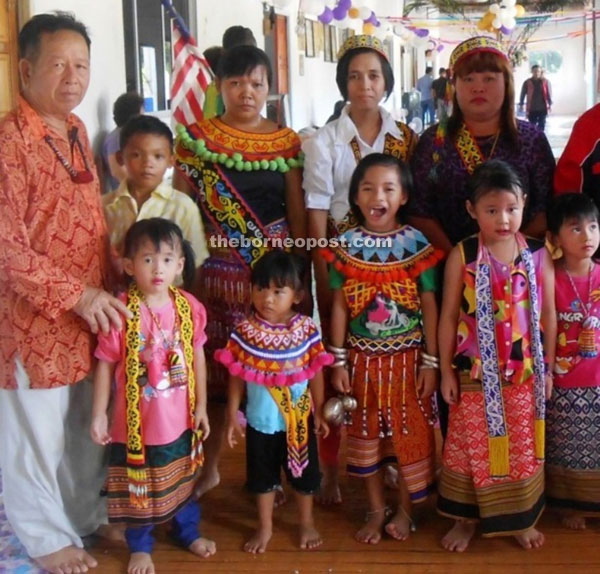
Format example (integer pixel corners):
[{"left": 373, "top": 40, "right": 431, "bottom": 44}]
[
  {"left": 359, "top": 6, "right": 372, "bottom": 20},
  {"left": 504, "top": 16, "right": 516, "bottom": 28},
  {"left": 505, "top": 6, "right": 517, "bottom": 17},
  {"left": 489, "top": 3, "right": 500, "bottom": 14},
  {"left": 492, "top": 17, "right": 502, "bottom": 28},
  {"left": 393, "top": 23, "right": 405, "bottom": 36},
  {"left": 335, "top": 16, "right": 351, "bottom": 28},
  {"left": 303, "top": 0, "right": 325, "bottom": 15},
  {"left": 504, "top": 0, "right": 517, "bottom": 6}
]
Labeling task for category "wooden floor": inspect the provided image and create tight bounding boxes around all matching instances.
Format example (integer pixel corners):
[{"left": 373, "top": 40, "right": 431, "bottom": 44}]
[{"left": 90, "top": 434, "right": 600, "bottom": 574}]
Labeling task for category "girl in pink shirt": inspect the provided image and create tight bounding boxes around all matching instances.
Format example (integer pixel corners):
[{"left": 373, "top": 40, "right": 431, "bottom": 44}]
[
  {"left": 90, "top": 217, "right": 215, "bottom": 574},
  {"left": 547, "top": 193, "right": 600, "bottom": 530}
]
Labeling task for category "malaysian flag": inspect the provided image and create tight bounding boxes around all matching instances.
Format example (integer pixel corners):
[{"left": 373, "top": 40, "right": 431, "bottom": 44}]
[{"left": 162, "top": 0, "right": 212, "bottom": 125}]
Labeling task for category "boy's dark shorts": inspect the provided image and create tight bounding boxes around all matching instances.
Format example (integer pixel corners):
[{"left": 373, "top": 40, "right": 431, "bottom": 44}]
[{"left": 246, "top": 420, "right": 321, "bottom": 495}]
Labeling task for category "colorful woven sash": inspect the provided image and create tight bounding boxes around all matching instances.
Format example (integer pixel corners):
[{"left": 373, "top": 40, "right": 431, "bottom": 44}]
[
  {"left": 475, "top": 234, "right": 546, "bottom": 478},
  {"left": 124, "top": 284, "right": 203, "bottom": 508},
  {"left": 267, "top": 385, "right": 311, "bottom": 477}
]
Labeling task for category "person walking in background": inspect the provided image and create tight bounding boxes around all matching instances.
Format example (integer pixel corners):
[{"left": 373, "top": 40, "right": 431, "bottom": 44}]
[
  {"left": 416, "top": 67, "right": 434, "bottom": 127},
  {"left": 431, "top": 67, "right": 448, "bottom": 123},
  {"left": 519, "top": 64, "right": 552, "bottom": 132}
]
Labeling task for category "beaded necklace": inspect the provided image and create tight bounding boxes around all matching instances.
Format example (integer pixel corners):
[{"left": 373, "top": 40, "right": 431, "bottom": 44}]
[
  {"left": 44, "top": 128, "right": 94, "bottom": 183},
  {"left": 141, "top": 295, "right": 187, "bottom": 386},
  {"left": 565, "top": 261, "right": 597, "bottom": 358}
]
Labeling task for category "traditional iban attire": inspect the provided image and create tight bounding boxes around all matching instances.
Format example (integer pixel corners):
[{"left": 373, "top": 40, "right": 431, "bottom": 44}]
[
  {"left": 546, "top": 263, "right": 600, "bottom": 515},
  {"left": 175, "top": 119, "right": 303, "bottom": 400},
  {"left": 437, "top": 234, "right": 548, "bottom": 536},
  {"left": 323, "top": 226, "right": 442, "bottom": 502},
  {"left": 216, "top": 313, "right": 332, "bottom": 492},
  {"left": 96, "top": 285, "right": 205, "bottom": 550}
]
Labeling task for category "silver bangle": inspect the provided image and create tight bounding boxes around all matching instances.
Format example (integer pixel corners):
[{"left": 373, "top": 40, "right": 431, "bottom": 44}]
[{"left": 331, "top": 359, "right": 348, "bottom": 369}]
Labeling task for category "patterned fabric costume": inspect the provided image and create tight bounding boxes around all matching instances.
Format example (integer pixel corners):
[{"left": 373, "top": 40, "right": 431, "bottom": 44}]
[
  {"left": 324, "top": 226, "right": 442, "bottom": 502},
  {"left": 215, "top": 313, "right": 332, "bottom": 477},
  {"left": 437, "top": 234, "right": 547, "bottom": 536},
  {"left": 409, "top": 120, "right": 555, "bottom": 246},
  {"left": 546, "top": 264, "right": 600, "bottom": 514},
  {"left": 96, "top": 285, "right": 206, "bottom": 525},
  {"left": 175, "top": 118, "right": 303, "bottom": 399}
]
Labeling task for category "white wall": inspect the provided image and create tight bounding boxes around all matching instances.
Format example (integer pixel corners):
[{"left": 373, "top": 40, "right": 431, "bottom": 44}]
[{"left": 27, "top": 0, "right": 126, "bottom": 150}]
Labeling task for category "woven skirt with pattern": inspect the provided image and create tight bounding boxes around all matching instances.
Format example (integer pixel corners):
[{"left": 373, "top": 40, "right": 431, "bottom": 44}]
[
  {"left": 106, "top": 429, "right": 196, "bottom": 526},
  {"left": 345, "top": 347, "right": 436, "bottom": 503},
  {"left": 437, "top": 377, "right": 545, "bottom": 536},
  {"left": 546, "top": 385, "right": 600, "bottom": 515}
]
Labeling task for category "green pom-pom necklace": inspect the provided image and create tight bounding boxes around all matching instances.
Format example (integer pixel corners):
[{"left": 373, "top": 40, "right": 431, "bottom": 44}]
[{"left": 177, "top": 125, "right": 304, "bottom": 173}]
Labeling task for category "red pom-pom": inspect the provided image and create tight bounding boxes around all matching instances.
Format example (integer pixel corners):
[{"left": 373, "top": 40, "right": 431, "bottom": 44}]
[
  {"left": 255, "top": 372, "right": 266, "bottom": 384},
  {"left": 230, "top": 362, "right": 242, "bottom": 376},
  {"left": 275, "top": 373, "right": 287, "bottom": 385},
  {"left": 215, "top": 349, "right": 233, "bottom": 365}
]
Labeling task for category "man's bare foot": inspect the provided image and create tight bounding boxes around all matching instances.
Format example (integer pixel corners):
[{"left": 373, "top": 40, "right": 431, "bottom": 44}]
[
  {"left": 441, "top": 521, "right": 476, "bottom": 552},
  {"left": 383, "top": 466, "right": 399, "bottom": 490},
  {"left": 273, "top": 485, "right": 287, "bottom": 508},
  {"left": 193, "top": 468, "right": 220, "bottom": 499},
  {"left": 560, "top": 512, "right": 586, "bottom": 530},
  {"left": 316, "top": 477, "right": 342, "bottom": 505},
  {"left": 515, "top": 527, "right": 545, "bottom": 549},
  {"left": 299, "top": 524, "right": 323, "bottom": 550},
  {"left": 384, "top": 507, "right": 414, "bottom": 541},
  {"left": 356, "top": 507, "right": 388, "bottom": 544},
  {"left": 35, "top": 545, "right": 98, "bottom": 574},
  {"left": 128, "top": 552, "right": 154, "bottom": 574},
  {"left": 243, "top": 526, "right": 272, "bottom": 554},
  {"left": 94, "top": 523, "right": 126, "bottom": 542},
  {"left": 189, "top": 537, "right": 217, "bottom": 557}
]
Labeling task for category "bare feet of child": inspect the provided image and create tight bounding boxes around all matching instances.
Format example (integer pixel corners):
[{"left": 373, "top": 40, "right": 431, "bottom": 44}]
[
  {"left": 299, "top": 523, "right": 323, "bottom": 550},
  {"left": 356, "top": 507, "right": 388, "bottom": 544},
  {"left": 384, "top": 507, "right": 414, "bottom": 541},
  {"left": 128, "top": 552, "right": 154, "bottom": 574},
  {"left": 36, "top": 545, "right": 98, "bottom": 574},
  {"left": 189, "top": 537, "right": 217, "bottom": 557},
  {"left": 441, "top": 520, "right": 476, "bottom": 552},
  {"left": 515, "top": 527, "right": 545, "bottom": 549},
  {"left": 193, "top": 469, "right": 220, "bottom": 499},
  {"left": 316, "top": 473, "right": 342, "bottom": 505},
  {"left": 561, "top": 512, "right": 586, "bottom": 530},
  {"left": 244, "top": 526, "right": 272, "bottom": 554}
]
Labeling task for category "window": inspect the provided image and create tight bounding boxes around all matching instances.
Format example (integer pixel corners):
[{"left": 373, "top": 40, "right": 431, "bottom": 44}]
[{"left": 122, "top": 0, "right": 194, "bottom": 112}]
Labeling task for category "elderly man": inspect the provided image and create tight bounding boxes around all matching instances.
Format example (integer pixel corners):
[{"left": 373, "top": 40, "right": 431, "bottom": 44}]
[{"left": 0, "top": 12, "right": 130, "bottom": 574}]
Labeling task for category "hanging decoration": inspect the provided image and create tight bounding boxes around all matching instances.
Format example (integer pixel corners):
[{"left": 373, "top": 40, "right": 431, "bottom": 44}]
[{"left": 477, "top": 0, "right": 525, "bottom": 35}]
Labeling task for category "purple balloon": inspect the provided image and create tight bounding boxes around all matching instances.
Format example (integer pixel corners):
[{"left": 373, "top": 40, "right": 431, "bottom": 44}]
[
  {"left": 338, "top": 0, "right": 352, "bottom": 10},
  {"left": 332, "top": 6, "right": 347, "bottom": 20},
  {"left": 375, "top": 18, "right": 381, "bottom": 27},
  {"left": 415, "top": 28, "right": 429, "bottom": 38},
  {"left": 318, "top": 7, "right": 333, "bottom": 24},
  {"left": 436, "top": 44, "right": 445, "bottom": 52},
  {"left": 364, "top": 11, "right": 377, "bottom": 25},
  {"left": 500, "top": 25, "right": 511, "bottom": 34}
]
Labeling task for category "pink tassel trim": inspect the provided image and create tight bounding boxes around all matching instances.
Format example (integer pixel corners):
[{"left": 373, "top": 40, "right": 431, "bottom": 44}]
[{"left": 215, "top": 349, "right": 334, "bottom": 386}]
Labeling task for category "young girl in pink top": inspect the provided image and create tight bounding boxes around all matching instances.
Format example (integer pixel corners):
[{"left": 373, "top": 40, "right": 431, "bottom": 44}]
[{"left": 90, "top": 218, "right": 215, "bottom": 574}]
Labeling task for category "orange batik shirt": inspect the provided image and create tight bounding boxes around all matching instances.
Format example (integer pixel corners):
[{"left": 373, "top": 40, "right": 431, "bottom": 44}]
[{"left": 0, "top": 97, "right": 109, "bottom": 389}]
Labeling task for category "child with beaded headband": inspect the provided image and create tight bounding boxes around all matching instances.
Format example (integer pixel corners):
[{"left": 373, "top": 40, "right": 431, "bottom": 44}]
[
  {"left": 546, "top": 193, "right": 600, "bottom": 530},
  {"left": 324, "top": 153, "right": 443, "bottom": 544},
  {"left": 215, "top": 250, "right": 332, "bottom": 554},
  {"left": 173, "top": 44, "right": 308, "bottom": 501},
  {"left": 438, "top": 160, "right": 556, "bottom": 552},
  {"left": 303, "top": 33, "right": 418, "bottom": 505},
  {"left": 90, "top": 218, "right": 215, "bottom": 574}
]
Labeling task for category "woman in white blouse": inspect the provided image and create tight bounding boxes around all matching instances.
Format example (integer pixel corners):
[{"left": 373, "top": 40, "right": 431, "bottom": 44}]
[{"left": 303, "top": 34, "right": 417, "bottom": 505}]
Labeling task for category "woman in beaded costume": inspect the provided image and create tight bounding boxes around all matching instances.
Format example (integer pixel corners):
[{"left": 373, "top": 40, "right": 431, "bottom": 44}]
[
  {"left": 303, "top": 33, "right": 418, "bottom": 505},
  {"left": 173, "top": 45, "right": 307, "bottom": 498},
  {"left": 325, "top": 154, "right": 443, "bottom": 544}
]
